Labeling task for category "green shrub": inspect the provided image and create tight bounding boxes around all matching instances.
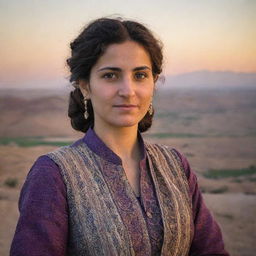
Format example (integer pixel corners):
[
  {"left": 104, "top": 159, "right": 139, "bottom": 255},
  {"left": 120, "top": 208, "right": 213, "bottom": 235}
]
[
  {"left": 204, "top": 167, "right": 256, "bottom": 179},
  {"left": 4, "top": 178, "right": 18, "bottom": 188},
  {"left": 0, "top": 137, "right": 70, "bottom": 147}
]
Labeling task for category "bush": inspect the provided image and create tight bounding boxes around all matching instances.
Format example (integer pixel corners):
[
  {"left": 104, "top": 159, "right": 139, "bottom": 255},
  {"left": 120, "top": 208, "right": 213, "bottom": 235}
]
[{"left": 4, "top": 178, "right": 18, "bottom": 188}]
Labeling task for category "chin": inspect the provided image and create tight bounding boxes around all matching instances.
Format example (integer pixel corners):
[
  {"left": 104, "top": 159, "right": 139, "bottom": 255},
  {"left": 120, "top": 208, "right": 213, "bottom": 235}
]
[
  {"left": 111, "top": 119, "right": 139, "bottom": 128},
  {"left": 115, "top": 123, "right": 138, "bottom": 128}
]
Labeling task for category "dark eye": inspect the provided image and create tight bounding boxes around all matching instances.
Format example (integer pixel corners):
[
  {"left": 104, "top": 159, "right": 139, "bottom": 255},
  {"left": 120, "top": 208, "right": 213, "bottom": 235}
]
[
  {"left": 135, "top": 72, "right": 148, "bottom": 80},
  {"left": 102, "top": 72, "right": 117, "bottom": 80}
]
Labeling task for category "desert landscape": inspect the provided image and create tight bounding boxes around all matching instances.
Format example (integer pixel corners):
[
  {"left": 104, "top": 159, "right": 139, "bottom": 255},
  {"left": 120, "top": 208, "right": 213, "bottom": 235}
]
[{"left": 0, "top": 87, "right": 256, "bottom": 255}]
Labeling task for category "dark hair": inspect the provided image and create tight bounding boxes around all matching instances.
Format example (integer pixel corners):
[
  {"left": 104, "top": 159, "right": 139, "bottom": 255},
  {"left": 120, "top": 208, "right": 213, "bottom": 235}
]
[{"left": 67, "top": 17, "right": 163, "bottom": 133}]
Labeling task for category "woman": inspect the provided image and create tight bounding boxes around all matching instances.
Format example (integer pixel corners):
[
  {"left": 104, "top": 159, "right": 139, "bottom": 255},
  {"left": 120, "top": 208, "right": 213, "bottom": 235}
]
[{"left": 10, "top": 18, "right": 229, "bottom": 256}]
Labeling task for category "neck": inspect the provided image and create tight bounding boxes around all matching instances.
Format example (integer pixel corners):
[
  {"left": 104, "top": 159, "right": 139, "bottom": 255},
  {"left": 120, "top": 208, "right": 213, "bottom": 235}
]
[{"left": 93, "top": 125, "right": 141, "bottom": 161}]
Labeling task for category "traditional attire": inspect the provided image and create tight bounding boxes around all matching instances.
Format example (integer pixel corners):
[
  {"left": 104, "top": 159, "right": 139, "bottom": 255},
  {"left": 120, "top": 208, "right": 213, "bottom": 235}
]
[{"left": 10, "top": 128, "right": 229, "bottom": 256}]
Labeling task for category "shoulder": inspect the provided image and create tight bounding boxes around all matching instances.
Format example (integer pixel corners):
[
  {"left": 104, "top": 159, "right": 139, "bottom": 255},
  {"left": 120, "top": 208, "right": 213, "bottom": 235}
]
[
  {"left": 28, "top": 155, "right": 62, "bottom": 179},
  {"left": 47, "top": 138, "right": 85, "bottom": 157},
  {"left": 43, "top": 138, "right": 87, "bottom": 167},
  {"left": 145, "top": 142, "right": 181, "bottom": 162},
  {"left": 25, "top": 154, "right": 65, "bottom": 189},
  {"left": 27, "top": 137, "right": 84, "bottom": 179},
  {"left": 19, "top": 154, "right": 67, "bottom": 211},
  {"left": 145, "top": 142, "right": 178, "bottom": 157},
  {"left": 145, "top": 142, "right": 193, "bottom": 180}
]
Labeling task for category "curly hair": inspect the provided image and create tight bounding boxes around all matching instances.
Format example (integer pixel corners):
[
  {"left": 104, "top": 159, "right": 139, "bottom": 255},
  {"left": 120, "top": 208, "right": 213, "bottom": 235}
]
[{"left": 67, "top": 17, "right": 163, "bottom": 133}]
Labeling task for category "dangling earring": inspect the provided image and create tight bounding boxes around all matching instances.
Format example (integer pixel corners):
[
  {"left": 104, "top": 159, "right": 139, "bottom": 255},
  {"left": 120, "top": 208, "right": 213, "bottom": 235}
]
[
  {"left": 148, "top": 102, "right": 153, "bottom": 116},
  {"left": 84, "top": 98, "right": 89, "bottom": 119}
]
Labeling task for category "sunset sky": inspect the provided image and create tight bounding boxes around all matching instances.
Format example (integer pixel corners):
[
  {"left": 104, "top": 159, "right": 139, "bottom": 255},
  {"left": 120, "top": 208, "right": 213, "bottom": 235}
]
[{"left": 1, "top": 0, "right": 255, "bottom": 88}]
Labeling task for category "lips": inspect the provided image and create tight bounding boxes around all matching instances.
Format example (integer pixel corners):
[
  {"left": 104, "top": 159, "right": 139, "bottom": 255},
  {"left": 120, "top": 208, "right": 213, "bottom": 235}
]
[
  {"left": 113, "top": 104, "right": 138, "bottom": 107},
  {"left": 113, "top": 104, "right": 139, "bottom": 110}
]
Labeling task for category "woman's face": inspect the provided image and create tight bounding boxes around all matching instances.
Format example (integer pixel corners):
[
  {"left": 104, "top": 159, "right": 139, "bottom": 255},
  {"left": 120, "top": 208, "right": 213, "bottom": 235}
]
[{"left": 79, "top": 40, "right": 154, "bottom": 132}]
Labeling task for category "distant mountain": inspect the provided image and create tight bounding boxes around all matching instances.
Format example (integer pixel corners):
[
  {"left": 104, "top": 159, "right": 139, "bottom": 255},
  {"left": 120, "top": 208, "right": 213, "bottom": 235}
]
[
  {"left": 162, "top": 71, "right": 256, "bottom": 89},
  {"left": 1, "top": 70, "right": 255, "bottom": 91}
]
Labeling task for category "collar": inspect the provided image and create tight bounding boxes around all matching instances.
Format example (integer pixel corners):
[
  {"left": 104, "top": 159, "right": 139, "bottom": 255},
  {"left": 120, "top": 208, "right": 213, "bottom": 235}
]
[{"left": 82, "top": 127, "right": 147, "bottom": 166}]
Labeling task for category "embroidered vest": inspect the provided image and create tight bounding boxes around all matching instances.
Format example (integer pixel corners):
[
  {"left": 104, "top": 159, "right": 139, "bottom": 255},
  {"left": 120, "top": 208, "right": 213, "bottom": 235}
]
[{"left": 47, "top": 142, "right": 192, "bottom": 256}]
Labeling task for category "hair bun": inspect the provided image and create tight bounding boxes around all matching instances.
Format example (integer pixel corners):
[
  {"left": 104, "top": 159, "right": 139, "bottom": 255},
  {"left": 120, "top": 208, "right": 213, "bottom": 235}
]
[{"left": 68, "top": 89, "right": 87, "bottom": 132}]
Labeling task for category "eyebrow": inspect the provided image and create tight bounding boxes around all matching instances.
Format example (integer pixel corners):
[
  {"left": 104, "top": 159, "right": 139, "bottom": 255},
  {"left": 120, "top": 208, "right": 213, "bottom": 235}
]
[{"left": 97, "top": 66, "right": 151, "bottom": 72}]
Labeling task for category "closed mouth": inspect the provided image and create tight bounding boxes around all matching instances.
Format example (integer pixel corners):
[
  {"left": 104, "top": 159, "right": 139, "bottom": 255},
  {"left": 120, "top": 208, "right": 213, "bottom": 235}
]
[{"left": 113, "top": 104, "right": 138, "bottom": 108}]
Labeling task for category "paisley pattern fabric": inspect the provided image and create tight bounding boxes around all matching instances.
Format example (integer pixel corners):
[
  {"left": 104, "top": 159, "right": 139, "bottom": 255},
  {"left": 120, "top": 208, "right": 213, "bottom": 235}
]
[
  {"left": 145, "top": 143, "right": 192, "bottom": 256},
  {"left": 139, "top": 158, "right": 164, "bottom": 254},
  {"left": 47, "top": 139, "right": 192, "bottom": 256}
]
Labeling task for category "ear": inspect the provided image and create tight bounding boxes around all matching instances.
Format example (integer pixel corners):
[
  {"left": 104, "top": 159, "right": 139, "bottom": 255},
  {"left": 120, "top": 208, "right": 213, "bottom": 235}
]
[
  {"left": 78, "top": 80, "right": 90, "bottom": 99},
  {"left": 153, "top": 74, "right": 159, "bottom": 83}
]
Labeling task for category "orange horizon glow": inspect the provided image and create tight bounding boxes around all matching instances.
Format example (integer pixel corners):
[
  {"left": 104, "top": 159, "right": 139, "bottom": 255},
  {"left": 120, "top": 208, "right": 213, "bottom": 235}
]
[{"left": 1, "top": 0, "right": 255, "bottom": 87}]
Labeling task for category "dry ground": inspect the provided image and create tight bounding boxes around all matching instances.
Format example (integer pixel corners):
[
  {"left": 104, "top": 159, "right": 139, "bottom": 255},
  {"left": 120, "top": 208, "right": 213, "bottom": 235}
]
[
  {"left": 1, "top": 136, "right": 255, "bottom": 255},
  {"left": 1, "top": 88, "right": 256, "bottom": 255}
]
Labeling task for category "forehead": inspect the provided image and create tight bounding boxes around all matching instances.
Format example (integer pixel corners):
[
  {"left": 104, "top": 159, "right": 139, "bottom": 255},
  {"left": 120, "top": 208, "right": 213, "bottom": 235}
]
[{"left": 93, "top": 41, "right": 152, "bottom": 70}]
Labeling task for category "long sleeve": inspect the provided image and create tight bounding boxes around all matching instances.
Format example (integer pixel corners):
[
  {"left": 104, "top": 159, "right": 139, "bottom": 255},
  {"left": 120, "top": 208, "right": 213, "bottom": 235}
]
[
  {"left": 10, "top": 155, "right": 68, "bottom": 256},
  {"left": 174, "top": 150, "right": 230, "bottom": 256}
]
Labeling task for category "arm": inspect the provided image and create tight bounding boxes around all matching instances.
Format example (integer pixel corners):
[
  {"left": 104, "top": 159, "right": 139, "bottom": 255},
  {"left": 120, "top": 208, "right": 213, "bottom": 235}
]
[
  {"left": 174, "top": 150, "right": 230, "bottom": 256},
  {"left": 10, "top": 155, "right": 68, "bottom": 256}
]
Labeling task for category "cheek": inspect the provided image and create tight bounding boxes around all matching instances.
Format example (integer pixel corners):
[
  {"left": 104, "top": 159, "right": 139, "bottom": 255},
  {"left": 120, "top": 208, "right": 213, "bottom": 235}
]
[
  {"left": 89, "top": 91, "right": 113, "bottom": 111},
  {"left": 140, "top": 88, "right": 154, "bottom": 102}
]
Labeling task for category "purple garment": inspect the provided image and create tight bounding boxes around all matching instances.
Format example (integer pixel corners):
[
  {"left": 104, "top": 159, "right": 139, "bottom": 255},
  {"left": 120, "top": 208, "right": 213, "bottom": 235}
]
[{"left": 10, "top": 129, "right": 229, "bottom": 256}]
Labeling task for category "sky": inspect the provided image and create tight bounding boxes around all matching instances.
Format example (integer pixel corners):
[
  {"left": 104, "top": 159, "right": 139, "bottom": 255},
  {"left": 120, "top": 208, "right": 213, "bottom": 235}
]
[{"left": 0, "top": 0, "right": 255, "bottom": 88}]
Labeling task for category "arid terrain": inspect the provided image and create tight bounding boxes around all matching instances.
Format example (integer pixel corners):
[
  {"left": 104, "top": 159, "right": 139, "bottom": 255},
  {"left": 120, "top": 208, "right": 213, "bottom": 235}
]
[{"left": 0, "top": 87, "right": 256, "bottom": 255}]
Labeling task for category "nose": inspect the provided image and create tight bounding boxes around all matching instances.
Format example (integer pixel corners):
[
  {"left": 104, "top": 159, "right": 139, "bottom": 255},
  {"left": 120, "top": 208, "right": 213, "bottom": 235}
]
[{"left": 118, "top": 76, "right": 135, "bottom": 97}]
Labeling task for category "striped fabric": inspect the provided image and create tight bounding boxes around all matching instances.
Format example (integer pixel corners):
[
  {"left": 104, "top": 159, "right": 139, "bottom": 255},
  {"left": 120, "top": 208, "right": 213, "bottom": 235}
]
[{"left": 47, "top": 141, "right": 192, "bottom": 256}]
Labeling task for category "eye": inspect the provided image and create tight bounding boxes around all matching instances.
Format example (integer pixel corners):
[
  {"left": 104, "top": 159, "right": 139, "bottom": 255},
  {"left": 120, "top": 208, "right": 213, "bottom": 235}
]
[
  {"left": 102, "top": 72, "right": 118, "bottom": 80},
  {"left": 134, "top": 72, "right": 148, "bottom": 80}
]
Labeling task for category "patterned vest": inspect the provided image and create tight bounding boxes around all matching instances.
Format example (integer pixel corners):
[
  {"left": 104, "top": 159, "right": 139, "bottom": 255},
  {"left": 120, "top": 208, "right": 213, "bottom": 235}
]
[{"left": 47, "top": 141, "right": 192, "bottom": 256}]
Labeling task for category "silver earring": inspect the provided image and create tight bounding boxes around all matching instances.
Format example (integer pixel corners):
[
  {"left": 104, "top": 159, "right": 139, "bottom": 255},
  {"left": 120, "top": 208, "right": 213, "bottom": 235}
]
[
  {"left": 84, "top": 98, "right": 89, "bottom": 119},
  {"left": 148, "top": 102, "right": 153, "bottom": 116}
]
